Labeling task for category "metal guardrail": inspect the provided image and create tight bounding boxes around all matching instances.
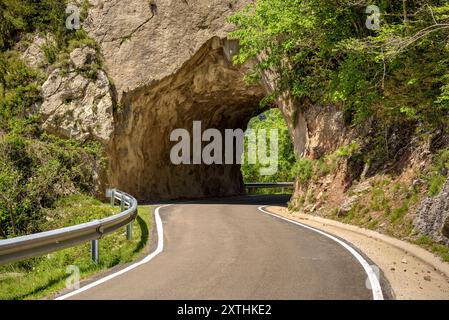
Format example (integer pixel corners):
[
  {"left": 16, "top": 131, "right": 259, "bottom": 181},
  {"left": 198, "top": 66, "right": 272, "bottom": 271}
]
[
  {"left": 0, "top": 189, "right": 137, "bottom": 266},
  {"left": 244, "top": 182, "right": 295, "bottom": 189}
]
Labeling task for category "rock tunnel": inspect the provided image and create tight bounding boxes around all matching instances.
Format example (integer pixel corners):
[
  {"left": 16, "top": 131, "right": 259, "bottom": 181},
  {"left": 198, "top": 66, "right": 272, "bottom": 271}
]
[
  {"left": 107, "top": 38, "right": 266, "bottom": 201},
  {"left": 80, "top": 0, "right": 309, "bottom": 201}
]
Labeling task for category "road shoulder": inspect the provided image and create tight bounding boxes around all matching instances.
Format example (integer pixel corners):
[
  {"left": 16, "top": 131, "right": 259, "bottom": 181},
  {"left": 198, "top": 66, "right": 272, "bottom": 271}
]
[{"left": 265, "top": 206, "right": 449, "bottom": 300}]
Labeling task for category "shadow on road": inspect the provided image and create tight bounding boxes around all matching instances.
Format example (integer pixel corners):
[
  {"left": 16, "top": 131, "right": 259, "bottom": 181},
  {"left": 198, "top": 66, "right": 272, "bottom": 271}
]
[{"left": 141, "top": 194, "right": 292, "bottom": 207}]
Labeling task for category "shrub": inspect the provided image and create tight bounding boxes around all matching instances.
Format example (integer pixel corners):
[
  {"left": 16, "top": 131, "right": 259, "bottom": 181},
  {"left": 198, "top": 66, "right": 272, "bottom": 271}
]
[
  {"left": 291, "top": 158, "right": 313, "bottom": 184},
  {"left": 427, "top": 148, "right": 449, "bottom": 196}
]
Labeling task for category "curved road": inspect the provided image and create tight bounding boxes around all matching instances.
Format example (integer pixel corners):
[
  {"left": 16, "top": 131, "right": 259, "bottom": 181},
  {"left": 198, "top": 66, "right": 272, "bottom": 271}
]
[{"left": 59, "top": 195, "right": 385, "bottom": 300}]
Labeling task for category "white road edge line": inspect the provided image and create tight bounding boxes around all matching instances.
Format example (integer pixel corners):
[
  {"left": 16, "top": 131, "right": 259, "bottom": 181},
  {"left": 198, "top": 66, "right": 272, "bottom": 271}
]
[
  {"left": 55, "top": 204, "right": 171, "bottom": 300},
  {"left": 257, "top": 206, "right": 384, "bottom": 301}
]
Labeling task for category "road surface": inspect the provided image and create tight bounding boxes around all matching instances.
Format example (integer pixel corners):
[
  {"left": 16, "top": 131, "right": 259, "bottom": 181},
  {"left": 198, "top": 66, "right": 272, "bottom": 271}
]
[{"left": 60, "top": 195, "right": 385, "bottom": 300}]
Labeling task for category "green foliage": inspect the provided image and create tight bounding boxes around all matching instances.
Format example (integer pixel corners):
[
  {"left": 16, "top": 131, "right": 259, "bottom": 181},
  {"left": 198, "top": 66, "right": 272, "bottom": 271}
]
[
  {"left": 41, "top": 42, "right": 58, "bottom": 64},
  {"left": 0, "top": 0, "right": 33, "bottom": 51},
  {"left": 291, "top": 158, "right": 312, "bottom": 183},
  {"left": 416, "top": 235, "right": 449, "bottom": 262},
  {"left": 428, "top": 175, "right": 447, "bottom": 196},
  {"left": 431, "top": 244, "right": 449, "bottom": 262},
  {"left": 426, "top": 148, "right": 449, "bottom": 196},
  {"left": 336, "top": 142, "right": 360, "bottom": 158},
  {"left": 292, "top": 141, "right": 361, "bottom": 184},
  {"left": 230, "top": 0, "right": 449, "bottom": 129},
  {"left": 390, "top": 202, "right": 409, "bottom": 224},
  {"left": 0, "top": 200, "right": 153, "bottom": 300},
  {"left": 241, "top": 109, "right": 296, "bottom": 183},
  {"left": 0, "top": 51, "right": 44, "bottom": 121},
  {"left": 0, "top": 0, "right": 69, "bottom": 52},
  {"left": 417, "top": 235, "right": 432, "bottom": 245},
  {"left": 0, "top": 131, "right": 104, "bottom": 236},
  {"left": 370, "top": 186, "right": 390, "bottom": 212},
  {"left": 240, "top": 112, "right": 359, "bottom": 186}
]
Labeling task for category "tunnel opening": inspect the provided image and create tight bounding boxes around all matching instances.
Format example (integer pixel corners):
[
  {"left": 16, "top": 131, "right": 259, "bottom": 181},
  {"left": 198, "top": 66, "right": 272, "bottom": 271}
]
[
  {"left": 107, "top": 37, "right": 267, "bottom": 201},
  {"left": 241, "top": 109, "right": 296, "bottom": 189}
]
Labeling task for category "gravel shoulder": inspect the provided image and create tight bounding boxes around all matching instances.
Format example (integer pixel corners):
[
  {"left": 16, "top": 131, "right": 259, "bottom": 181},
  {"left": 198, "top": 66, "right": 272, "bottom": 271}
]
[{"left": 266, "top": 206, "right": 449, "bottom": 300}]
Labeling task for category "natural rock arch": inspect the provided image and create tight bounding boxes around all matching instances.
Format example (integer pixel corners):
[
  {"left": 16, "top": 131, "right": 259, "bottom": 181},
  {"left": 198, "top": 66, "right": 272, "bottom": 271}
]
[
  {"left": 79, "top": 0, "right": 312, "bottom": 201},
  {"left": 107, "top": 37, "right": 265, "bottom": 200}
]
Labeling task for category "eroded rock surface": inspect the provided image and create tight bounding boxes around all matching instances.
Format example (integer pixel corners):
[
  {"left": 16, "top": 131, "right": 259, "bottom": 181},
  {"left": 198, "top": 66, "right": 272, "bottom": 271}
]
[
  {"left": 415, "top": 177, "right": 449, "bottom": 245},
  {"left": 109, "top": 37, "right": 264, "bottom": 200},
  {"left": 84, "top": 0, "right": 253, "bottom": 100},
  {"left": 38, "top": 46, "right": 114, "bottom": 143},
  {"left": 21, "top": 33, "right": 55, "bottom": 69},
  {"left": 80, "top": 0, "right": 267, "bottom": 200}
]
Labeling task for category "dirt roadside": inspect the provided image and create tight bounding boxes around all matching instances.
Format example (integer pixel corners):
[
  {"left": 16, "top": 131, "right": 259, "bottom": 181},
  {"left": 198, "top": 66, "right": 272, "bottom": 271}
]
[{"left": 265, "top": 206, "right": 449, "bottom": 300}]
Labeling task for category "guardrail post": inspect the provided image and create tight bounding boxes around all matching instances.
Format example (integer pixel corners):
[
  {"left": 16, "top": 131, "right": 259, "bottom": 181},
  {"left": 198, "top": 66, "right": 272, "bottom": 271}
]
[
  {"left": 110, "top": 189, "right": 115, "bottom": 206},
  {"left": 106, "top": 188, "right": 115, "bottom": 207},
  {"left": 120, "top": 193, "right": 125, "bottom": 212},
  {"left": 121, "top": 193, "right": 133, "bottom": 240},
  {"left": 91, "top": 239, "right": 99, "bottom": 264},
  {"left": 126, "top": 223, "right": 133, "bottom": 241}
]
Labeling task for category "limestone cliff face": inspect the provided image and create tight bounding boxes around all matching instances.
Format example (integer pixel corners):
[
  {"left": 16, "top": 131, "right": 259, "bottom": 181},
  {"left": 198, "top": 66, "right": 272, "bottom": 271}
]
[
  {"left": 81, "top": 0, "right": 265, "bottom": 200},
  {"left": 79, "top": 0, "right": 344, "bottom": 200},
  {"left": 109, "top": 37, "right": 264, "bottom": 200},
  {"left": 83, "top": 0, "right": 251, "bottom": 100},
  {"left": 288, "top": 104, "right": 449, "bottom": 245},
  {"left": 39, "top": 60, "right": 114, "bottom": 143},
  {"left": 23, "top": 31, "right": 115, "bottom": 144}
]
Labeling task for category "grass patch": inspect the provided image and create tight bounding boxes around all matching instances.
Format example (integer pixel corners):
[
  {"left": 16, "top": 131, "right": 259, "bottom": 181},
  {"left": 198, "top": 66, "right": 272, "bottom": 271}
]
[
  {"left": 246, "top": 187, "right": 293, "bottom": 195},
  {"left": 431, "top": 244, "right": 449, "bottom": 262},
  {"left": 0, "top": 195, "right": 153, "bottom": 300},
  {"left": 426, "top": 148, "right": 449, "bottom": 196},
  {"left": 390, "top": 202, "right": 409, "bottom": 224},
  {"left": 415, "top": 236, "right": 449, "bottom": 262}
]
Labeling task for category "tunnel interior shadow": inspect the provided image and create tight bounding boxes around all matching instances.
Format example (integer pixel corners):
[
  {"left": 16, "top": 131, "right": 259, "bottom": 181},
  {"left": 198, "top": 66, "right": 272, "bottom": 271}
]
[{"left": 141, "top": 194, "right": 292, "bottom": 207}]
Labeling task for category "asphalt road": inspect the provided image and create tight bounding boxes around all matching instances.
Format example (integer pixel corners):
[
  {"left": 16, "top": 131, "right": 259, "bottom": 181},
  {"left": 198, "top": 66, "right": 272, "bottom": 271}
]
[{"left": 62, "top": 195, "right": 381, "bottom": 300}]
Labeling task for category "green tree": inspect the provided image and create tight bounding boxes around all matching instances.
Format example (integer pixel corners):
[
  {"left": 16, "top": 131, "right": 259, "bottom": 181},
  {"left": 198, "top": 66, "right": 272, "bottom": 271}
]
[
  {"left": 229, "top": 0, "right": 449, "bottom": 128},
  {"left": 241, "top": 109, "right": 296, "bottom": 182}
]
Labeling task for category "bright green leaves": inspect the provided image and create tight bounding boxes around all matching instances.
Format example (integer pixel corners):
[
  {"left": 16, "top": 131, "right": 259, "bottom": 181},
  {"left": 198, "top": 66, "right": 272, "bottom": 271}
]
[
  {"left": 0, "top": 51, "right": 44, "bottom": 125},
  {"left": 291, "top": 158, "right": 312, "bottom": 183},
  {"left": 230, "top": 0, "right": 449, "bottom": 128},
  {"left": 0, "top": 132, "right": 105, "bottom": 237},
  {"left": 241, "top": 109, "right": 296, "bottom": 183}
]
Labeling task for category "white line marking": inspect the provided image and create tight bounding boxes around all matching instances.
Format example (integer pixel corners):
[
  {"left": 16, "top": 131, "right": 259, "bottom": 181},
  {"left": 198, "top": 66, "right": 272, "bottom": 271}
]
[
  {"left": 257, "top": 206, "right": 384, "bottom": 300},
  {"left": 56, "top": 202, "right": 384, "bottom": 300},
  {"left": 55, "top": 204, "right": 171, "bottom": 300}
]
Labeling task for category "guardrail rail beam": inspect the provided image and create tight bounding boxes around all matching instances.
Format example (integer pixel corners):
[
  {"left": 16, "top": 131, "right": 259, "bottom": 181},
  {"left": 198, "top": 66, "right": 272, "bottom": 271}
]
[{"left": 0, "top": 189, "right": 138, "bottom": 266}]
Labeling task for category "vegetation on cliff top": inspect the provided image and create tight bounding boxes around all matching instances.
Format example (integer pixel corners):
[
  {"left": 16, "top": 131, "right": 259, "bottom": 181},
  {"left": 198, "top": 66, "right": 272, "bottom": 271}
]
[
  {"left": 230, "top": 0, "right": 449, "bottom": 189},
  {"left": 230, "top": 0, "right": 449, "bottom": 130}
]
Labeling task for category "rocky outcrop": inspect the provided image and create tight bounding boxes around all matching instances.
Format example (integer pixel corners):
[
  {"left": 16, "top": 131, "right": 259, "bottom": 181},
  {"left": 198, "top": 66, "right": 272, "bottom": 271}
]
[
  {"left": 83, "top": 0, "right": 254, "bottom": 101},
  {"left": 38, "top": 46, "right": 114, "bottom": 143},
  {"left": 414, "top": 177, "right": 449, "bottom": 245},
  {"left": 69, "top": 46, "right": 97, "bottom": 69},
  {"left": 259, "top": 73, "right": 310, "bottom": 157},
  {"left": 21, "top": 33, "right": 55, "bottom": 69},
  {"left": 108, "top": 37, "right": 264, "bottom": 200},
  {"left": 303, "top": 104, "right": 351, "bottom": 159},
  {"left": 78, "top": 0, "right": 267, "bottom": 200}
]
